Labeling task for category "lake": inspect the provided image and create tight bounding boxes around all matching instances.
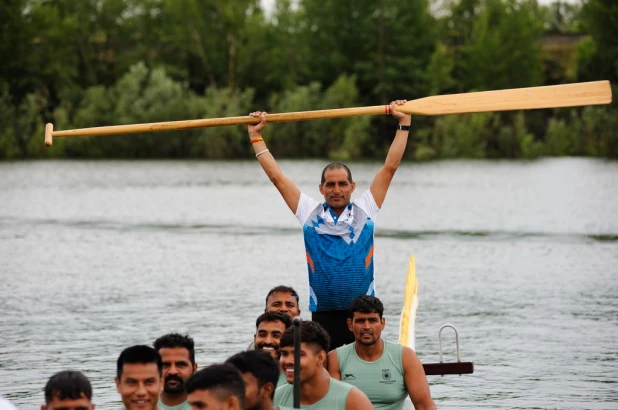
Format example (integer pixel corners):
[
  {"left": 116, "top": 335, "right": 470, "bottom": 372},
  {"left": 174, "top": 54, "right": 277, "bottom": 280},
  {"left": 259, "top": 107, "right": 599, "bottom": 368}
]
[{"left": 0, "top": 158, "right": 616, "bottom": 409}]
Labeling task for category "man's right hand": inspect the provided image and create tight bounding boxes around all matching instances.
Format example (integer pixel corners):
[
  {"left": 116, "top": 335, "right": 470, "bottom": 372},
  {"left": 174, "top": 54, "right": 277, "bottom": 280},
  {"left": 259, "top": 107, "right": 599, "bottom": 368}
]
[{"left": 248, "top": 111, "right": 267, "bottom": 137}]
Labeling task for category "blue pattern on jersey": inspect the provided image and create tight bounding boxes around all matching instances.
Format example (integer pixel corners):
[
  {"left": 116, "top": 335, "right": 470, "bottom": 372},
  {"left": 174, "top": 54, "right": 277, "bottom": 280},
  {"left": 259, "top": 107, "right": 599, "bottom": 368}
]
[{"left": 303, "top": 204, "right": 375, "bottom": 312}]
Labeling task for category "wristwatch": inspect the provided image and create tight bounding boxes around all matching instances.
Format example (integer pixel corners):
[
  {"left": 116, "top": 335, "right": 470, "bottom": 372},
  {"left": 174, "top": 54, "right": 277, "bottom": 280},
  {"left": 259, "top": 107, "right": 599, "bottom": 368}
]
[{"left": 397, "top": 124, "right": 411, "bottom": 131}]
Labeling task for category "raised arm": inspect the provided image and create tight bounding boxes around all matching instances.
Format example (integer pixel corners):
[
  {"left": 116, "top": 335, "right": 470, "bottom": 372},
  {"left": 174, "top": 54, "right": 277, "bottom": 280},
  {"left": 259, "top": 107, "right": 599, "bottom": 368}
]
[
  {"left": 248, "top": 112, "right": 301, "bottom": 214},
  {"left": 402, "top": 346, "right": 436, "bottom": 410},
  {"left": 369, "top": 100, "right": 411, "bottom": 208},
  {"left": 326, "top": 350, "right": 341, "bottom": 380}
]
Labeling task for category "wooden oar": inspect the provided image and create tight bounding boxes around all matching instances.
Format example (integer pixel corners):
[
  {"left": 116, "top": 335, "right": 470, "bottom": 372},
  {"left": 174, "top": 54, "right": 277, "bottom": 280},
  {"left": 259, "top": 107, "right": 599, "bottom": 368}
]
[
  {"left": 398, "top": 255, "right": 418, "bottom": 350},
  {"left": 44, "top": 80, "right": 612, "bottom": 146}
]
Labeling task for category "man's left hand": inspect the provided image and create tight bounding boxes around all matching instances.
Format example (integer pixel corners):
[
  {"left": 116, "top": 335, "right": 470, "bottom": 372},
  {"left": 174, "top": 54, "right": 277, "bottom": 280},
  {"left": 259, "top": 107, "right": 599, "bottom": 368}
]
[{"left": 390, "top": 100, "right": 411, "bottom": 125}]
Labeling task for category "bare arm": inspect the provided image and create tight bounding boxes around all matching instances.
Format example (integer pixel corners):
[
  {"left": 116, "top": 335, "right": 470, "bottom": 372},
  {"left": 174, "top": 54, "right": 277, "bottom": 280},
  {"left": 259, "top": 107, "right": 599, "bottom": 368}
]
[
  {"left": 402, "top": 347, "right": 436, "bottom": 410},
  {"left": 326, "top": 350, "right": 341, "bottom": 380},
  {"left": 345, "top": 387, "right": 374, "bottom": 410},
  {"left": 248, "top": 112, "right": 301, "bottom": 214},
  {"left": 369, "top": 100, "right": 411, "bottom": 208}
]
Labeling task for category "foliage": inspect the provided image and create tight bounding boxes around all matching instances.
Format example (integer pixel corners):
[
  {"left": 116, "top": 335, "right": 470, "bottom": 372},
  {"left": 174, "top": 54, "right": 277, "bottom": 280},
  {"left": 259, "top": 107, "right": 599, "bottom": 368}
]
[{"left": 0, "top": 0, "right": 616, "bottom": 160}]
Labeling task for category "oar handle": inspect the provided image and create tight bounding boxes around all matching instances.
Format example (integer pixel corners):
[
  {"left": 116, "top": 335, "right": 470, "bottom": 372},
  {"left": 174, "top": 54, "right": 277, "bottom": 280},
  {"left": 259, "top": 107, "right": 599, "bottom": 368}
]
[{"left": 45, "top": 105, "right": 388, "bottom": 146}]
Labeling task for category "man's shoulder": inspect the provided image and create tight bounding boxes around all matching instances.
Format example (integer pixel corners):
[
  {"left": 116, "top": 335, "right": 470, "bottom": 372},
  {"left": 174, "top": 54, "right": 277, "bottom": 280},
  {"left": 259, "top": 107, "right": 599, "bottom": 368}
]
[
  {"left": 352, "top": 189, "right": 379, "bottom": 218},
  {"left": 330, "top": 377, "right": 356, "bottom": 392},
  {"left": 336, "top": 341, "right": 355, "bottom": 357},
  {"left": 275, "top": 382, "right": 293, "bottom": 394}
]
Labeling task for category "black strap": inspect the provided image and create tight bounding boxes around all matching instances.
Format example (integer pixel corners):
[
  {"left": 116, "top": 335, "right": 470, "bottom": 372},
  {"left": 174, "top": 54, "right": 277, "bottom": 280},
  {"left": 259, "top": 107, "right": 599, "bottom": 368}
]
[{"left": 397, "top": 124, "right": 411, "bottom": 131}]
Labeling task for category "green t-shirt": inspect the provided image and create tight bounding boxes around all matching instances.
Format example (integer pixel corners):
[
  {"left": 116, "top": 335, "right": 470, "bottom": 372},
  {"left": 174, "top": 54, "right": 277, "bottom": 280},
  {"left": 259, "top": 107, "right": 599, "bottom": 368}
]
[
  {"left": 274, "top": 378, "right": 353, "bottom": 409},
  {"left": 277, "top": 371, "right": 289, "bottom": 388},
  {"left": 157, "top": 398, "right": 190, "bottom": 410},
  {"left": 336, "top": 340, "right": 407, "bottom": 410}
]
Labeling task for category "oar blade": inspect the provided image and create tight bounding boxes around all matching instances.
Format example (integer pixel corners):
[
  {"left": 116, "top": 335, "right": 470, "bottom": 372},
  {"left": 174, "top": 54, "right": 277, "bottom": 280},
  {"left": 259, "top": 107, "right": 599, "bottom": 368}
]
[
  {"left": 399, "top": 80, "right": 612, "bottom": 116},
  {"left": 398, "top": 255, "right": 418, "bottom": 350}
]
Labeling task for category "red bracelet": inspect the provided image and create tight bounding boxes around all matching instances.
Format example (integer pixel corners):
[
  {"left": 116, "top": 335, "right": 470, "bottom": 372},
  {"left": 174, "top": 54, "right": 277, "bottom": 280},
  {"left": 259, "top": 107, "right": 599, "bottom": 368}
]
[{"left": 251, "top": 137, "right": 264, "bottom": 144}]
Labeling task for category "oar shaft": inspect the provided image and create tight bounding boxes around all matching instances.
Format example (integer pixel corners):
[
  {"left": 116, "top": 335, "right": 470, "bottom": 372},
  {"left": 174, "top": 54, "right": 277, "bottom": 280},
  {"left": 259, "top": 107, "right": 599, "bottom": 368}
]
[
  {"left": 46, "top": 105, "right": 387, "bottom": 145},
  {"left": 293, "top": 317, "right": 302, "bottom": 409}
]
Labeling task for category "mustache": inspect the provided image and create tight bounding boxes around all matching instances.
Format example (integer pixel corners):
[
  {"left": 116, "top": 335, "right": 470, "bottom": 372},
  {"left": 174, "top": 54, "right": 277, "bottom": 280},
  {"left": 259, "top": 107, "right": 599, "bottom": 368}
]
[
  {"left": 256, "top": 343, "right": 279, "bottom": 350},
  {"left": 165, "top": 374, "right": 184, "bottom": 384}
]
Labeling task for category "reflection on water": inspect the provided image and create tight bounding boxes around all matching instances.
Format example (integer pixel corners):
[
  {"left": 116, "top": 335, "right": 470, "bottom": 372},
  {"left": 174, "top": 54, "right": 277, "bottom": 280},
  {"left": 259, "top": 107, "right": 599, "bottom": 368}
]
[{"left": 0, "top": 158, "right": 617, "bottom": 409}]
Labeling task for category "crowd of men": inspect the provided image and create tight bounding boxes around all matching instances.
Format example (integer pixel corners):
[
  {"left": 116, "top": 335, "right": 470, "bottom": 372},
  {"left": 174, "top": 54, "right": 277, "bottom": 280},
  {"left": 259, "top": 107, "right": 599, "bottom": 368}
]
[
  {"left": 33, "top": 285, "right": 435, "bottom": 410},
  {"left": 25, "top": 101, "right": 438, "bottom": 409}
]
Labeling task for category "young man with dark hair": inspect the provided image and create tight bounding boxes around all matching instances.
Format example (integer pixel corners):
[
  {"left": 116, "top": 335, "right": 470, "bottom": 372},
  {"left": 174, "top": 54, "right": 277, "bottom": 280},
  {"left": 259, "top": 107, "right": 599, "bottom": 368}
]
[
  {"left": 264, "top": 285, "right": 301, "bottom": 318},
  {"left": 115, "top": 345, "right": 163, "bottom": 410},
  {"left": 274, "top": 321, "right": 373, "bottom": 410},
  {"left": 186, "top": 364, "right": 245, "bottom": 410},
  {"left": 327, "top": 295, "right": 436, "bottom": 410},
  {"left": 154, "top": 333, "right": 198, "bottom": 410},
  {"left": 248, "top": 101, "right": 411, "bottom": 350},
  {"left": 41, "top": 370, "right": 94, "bottom": 410},
  {"left": 253, "top": 312, "right": 292, "bottom": 388},
  {"left": 254, "top": 312, "right": 292, "bottom": 357},
  {"left": 225, "top": 350, "right": 281, "bottom": 410}
]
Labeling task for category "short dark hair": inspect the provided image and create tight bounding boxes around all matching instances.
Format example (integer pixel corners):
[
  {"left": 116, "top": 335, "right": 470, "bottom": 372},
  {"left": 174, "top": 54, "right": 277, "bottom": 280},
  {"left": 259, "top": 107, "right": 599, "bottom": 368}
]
[
  {"left": 279, "top": 321, "right": 330, "bottom": 353},
  {"left": 116, "top": 345, "right": 163, "bottom": 379},
  {"left": 185, "top": 364, "right": 245, "bottom": 407},
  {"left": 265, "top": 285, "right": 300, "bottom": 305},
  {"left": 153, "top": 333, "right": 195, "bottom": 365},
  {"left": 44, "top": 370, "right": 92, "bottom": 404},
  {"left": 225, "top": 350, "right": 280, "bottom": 400},
  {"left": 256, "top": 312, "right": 293, "bottom": 330},
  {"left": 349, "top": 295, "right": 384, "bottom": 319},
  {"left": 321, "top": 162, "right": 353, "bottom": 184}
]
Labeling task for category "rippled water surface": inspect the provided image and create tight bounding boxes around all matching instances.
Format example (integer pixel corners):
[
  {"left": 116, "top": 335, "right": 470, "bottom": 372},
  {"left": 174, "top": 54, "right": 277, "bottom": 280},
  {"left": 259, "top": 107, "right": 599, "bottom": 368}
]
[{"left": 0, "top": 158, "right": 617, "bottom": 409}]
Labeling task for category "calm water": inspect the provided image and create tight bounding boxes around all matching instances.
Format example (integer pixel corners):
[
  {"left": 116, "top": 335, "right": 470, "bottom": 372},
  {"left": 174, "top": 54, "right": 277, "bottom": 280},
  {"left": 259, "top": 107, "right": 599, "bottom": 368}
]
[{"left": 0, "top": 158, "right": 617, "bottom": 409}]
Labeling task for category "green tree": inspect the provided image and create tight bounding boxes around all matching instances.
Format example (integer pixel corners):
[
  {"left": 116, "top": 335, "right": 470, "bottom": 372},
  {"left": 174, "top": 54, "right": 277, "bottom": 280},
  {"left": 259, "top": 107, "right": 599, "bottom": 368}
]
[
  {"left": 460, "top": 0, "right": 544, "bottom": 91},
  {"left": 578, "top": 0, "right": 618, "bottom": 82}
]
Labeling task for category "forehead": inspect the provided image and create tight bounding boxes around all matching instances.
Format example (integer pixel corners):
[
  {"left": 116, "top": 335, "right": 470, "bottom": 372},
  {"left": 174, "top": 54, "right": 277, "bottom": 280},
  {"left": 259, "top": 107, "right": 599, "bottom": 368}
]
[
  {"left": 257, "top": 320, "right": 286, "bottom": 332},
  {"left": 323, "top": 168, "right": 349, "bottom": 182},
  {"left": 121, "top": 362, "right": 161, "bottom": 380},
  {"left": 353, "top": 311, "right": 381, "bottom": 319},
  {"left": 159, "top": 346, "right": 191, "bottom": 361},
  {"left": 266, "top": 292, "right": 297, "bottom": 305},
  {"left": 281, "top": 342, "right": 319, "bottom": 355}
]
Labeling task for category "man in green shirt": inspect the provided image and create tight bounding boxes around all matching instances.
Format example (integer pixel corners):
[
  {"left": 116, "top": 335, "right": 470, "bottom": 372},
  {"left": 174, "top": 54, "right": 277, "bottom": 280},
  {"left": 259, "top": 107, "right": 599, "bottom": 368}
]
[
  {"left": 115, "top": 345, "right": 163, "bottom": 410},
  {"left": 327, "top": 296, "right": 436, "bottom": 410},
  {"left": 264, "top": 286, "right": 301, "bottom": 318},
  {"left": 186, "top": 364, "right": 245, "bottom": 410},
  {"left": 254, "top": 312, "right": 292, "bottom": 388},
  {"left": 154, "top": 333, "right": 198, "bottom": 410},
  {"left": 41, "top": 370, "right": 95, "bottom": 410},
  {"left": 274, "top": 321, "right": 373, "bottom": 409},
  {"left": 226, "top": 350, "right": 289, "bottom": 410}
]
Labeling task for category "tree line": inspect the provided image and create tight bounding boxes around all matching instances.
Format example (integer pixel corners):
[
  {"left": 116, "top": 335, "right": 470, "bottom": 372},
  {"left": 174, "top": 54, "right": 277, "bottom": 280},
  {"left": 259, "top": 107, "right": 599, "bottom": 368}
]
[{"left": 1, "top": 0, "right": 616, "bottom": 160}]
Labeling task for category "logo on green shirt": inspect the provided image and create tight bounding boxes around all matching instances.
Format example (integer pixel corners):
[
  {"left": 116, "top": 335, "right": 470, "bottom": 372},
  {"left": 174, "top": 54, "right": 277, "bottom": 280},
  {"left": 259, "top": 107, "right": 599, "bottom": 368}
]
[{"left": 381, "top": 369, "right": 391, "bottom": 381}]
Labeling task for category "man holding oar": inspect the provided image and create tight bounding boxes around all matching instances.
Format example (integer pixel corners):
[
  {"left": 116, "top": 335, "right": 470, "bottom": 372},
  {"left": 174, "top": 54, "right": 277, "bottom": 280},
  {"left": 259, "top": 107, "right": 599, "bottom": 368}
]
[{"left": 248, "top": 101, "right": 411, "bottom": 350}]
